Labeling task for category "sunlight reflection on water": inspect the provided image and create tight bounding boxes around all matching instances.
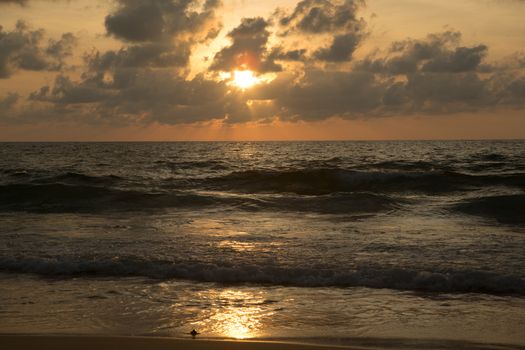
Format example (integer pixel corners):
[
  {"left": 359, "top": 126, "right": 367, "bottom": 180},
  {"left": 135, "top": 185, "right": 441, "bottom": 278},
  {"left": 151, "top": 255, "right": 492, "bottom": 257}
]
[{"left": 192, "top": 289, "right": 273, "bottom": 339}]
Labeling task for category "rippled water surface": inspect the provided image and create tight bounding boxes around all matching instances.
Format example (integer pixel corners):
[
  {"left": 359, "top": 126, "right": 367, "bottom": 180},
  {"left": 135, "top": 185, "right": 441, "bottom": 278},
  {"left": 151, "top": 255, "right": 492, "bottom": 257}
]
[{"left": 1, "top": 141, "right": 524, "bottom": 348}]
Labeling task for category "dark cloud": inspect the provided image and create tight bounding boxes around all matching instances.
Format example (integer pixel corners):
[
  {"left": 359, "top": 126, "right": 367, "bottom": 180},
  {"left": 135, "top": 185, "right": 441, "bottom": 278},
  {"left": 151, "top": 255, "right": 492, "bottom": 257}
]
[
  {"left": 85, "top": 42, "right": 192, "bottom": 71},
  {"left": 95, "top": 0, "right": 221, "bottom": 78},
  {"left": 328, "top": 31, "right": 516, "bottom": 115},
  {"left": 243, "top": 30, "right": 523, "bottom": 120},
  {"left": 313, "top": 32, "right": 360, "bottom": 61},
  {"left": 0, "top": 0, "right": 27, "bottom": 5},
  {"left": 355, "top": 32, "right": 487, "bottom": 75},
  {"left": 14, "top": 1, "right": 227, "bottom": 124},
  {"left": 105, "top": 0, "right": 221, "bottom": 43},
  {"left": 256, "top": 69, "right": 510, "bottom": 120},
  {"left": 422, "top": 45, "right": 488, "bottom": 73},
  {"left": 46, "top": 32, "right": 77, "bottom": 61},
  {"left": 204, "top": 1, "right": 367, "bottom": 73},
  {"left": 3, "top": 2, "right": 525, "bottom": 127},
  {"left": 0, "top": 20, "right": 76, "bottom": 78},
  {"left": 261, "top": 69, "right": 386, "bottom": 120},
  {"left": 505, "top": 77, "right": 525, "bottom": 103},
  {"left": 486, "top": 52, "right": 525, "bottom": 72},
  {"left": 0, "top": 92, "right": 20, "bottom": 122},
  {"left": 278, "top": 0, "right": 364, "bottom": 34},
  {"left": 268, "top": 47, "right": 307, "bottom": 62},
  {"left": 31, "top": 74, "right": 112, "bottom": 104},
  {"left": 25, "top": 69, "right": 256, "bottom": 125},
  {"left": 0, "top": 92, "right": 19, "bottom": 111},
  {"left": 17, "top": 26, "right": 525, "bottom": 126},
  {"left": 276, "top": 0, "right": 366, "bottom": 63},
  {"left": 210, "top": 17, "right": 281, "bottom": 73},
  {"left": 404, "top": 72, "right": 490, "bottom": 112}
]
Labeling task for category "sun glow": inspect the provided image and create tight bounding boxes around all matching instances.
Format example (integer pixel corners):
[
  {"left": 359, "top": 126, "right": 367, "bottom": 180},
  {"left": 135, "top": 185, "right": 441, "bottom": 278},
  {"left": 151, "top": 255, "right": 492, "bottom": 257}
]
[{"left": 232, "top": 70, "right": 260, "bottom": 89}]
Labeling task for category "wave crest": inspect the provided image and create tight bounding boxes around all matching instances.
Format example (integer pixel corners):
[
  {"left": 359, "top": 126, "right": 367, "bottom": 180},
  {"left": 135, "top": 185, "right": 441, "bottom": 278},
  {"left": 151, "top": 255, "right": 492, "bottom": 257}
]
[
  {"left": 203, "top": 168, "right": 524, "bottom": 195},
  {"left": 0, "top": 183, "right": 398, "bottom": 214},
  {"left": 1, "top": 256, "right": 523, "bottom": 295}
]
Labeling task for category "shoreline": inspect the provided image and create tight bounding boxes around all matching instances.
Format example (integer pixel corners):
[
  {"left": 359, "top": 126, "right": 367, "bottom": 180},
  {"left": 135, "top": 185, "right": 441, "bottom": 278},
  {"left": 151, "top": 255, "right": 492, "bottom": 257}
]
[
  {"left": 2, "top": 334, "right": 524, "bottom": 350},
  {"left": 0, "top": 335, "right": 356, "bottom": 350}
]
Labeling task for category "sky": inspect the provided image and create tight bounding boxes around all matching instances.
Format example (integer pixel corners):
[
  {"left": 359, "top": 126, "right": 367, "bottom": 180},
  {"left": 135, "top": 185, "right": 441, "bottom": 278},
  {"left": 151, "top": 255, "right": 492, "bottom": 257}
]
[{"left": 0, "top": 0, "right": 524, "bottom": 141}]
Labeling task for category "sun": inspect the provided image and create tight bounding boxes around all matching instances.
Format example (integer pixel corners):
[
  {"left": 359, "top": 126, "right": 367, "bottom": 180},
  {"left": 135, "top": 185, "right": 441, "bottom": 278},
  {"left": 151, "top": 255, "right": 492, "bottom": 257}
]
[{"left": 232, "top": 70, "right": 260, "bottom": 89}]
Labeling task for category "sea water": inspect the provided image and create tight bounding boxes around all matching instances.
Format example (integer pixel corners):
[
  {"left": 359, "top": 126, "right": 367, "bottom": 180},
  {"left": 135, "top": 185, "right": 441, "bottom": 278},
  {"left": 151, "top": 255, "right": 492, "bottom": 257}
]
[{"left": 0, "top": 141, "right": 524, "bottom": 349}]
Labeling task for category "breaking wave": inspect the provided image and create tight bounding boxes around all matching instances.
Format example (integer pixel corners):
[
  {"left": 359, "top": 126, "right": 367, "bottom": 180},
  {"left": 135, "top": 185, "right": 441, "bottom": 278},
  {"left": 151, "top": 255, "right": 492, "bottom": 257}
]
[
  {"left": 0, "top": 256, "right": 523, "bottom": 295},
  {"left": 2, "top": 166, "right": 524, "bottom": 213},
  {"left": 201, "top": 168, "right": 525, "bottom": 195},
  {"left": 0, "top": 182, "right": 398, "bottom": 214}
]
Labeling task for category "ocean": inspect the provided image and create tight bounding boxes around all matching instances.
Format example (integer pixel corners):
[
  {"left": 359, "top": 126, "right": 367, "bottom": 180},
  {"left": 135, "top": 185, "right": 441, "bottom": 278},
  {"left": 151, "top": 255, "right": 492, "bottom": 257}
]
[{"left": 0, "top": 141, "right": 524, "bottom": 349}]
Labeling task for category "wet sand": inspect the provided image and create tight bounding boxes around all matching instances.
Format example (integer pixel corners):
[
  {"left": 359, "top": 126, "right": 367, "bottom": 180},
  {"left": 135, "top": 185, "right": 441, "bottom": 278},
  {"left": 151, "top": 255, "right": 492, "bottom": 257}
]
[{"left": 0, "top": 335, "right": 354, "bottom": 350}]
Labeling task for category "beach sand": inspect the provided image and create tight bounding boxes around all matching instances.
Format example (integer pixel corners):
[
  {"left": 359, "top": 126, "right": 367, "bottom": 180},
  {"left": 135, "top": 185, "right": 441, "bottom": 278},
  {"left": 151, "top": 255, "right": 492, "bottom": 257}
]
[{"left": 0, "top": 335, "right": 354, "bottom": 350}]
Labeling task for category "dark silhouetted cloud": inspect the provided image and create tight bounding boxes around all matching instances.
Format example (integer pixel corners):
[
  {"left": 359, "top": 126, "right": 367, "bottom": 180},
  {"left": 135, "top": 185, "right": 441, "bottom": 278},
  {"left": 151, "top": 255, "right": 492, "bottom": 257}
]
[
  {"left": 105, "top": 0, "right": 221, "bottom": 43},
  {"left": 278, "top": 0, "right": 364, "bottom": 34},
  {"left": 0, "top": 0, "right": 27, "bottom": 5},
  {"left": 355, "top": 32, "right": 488, "bottom": 75},
  {"left": 255, "top": 69, "right": 385, "bottom": 120},
  {"left": 0, "top": 20, "right": 76, "bottom": 78},
  {"left": 313, "top": 32, "right": 360, "bottom": 61},
  {"left": 2, "top": 1, "right": 525, "bottom": 128},
  {"left": 276, "top": 0, "right": 366, "bottom": 62},
  {"left": 0, "top": 92, "right": 19, "bottom": 111},
  {"left": 210, "top": 17, "right": 281, "bottom": 73},
  {"left": 90, "top": 0, "right": 222, "bottom": 80},
  {"left": 85, "top": 42, "right": 192, "bottom": 71},
  {"left": 24, "top": 69, "right": 255, "bottom": 125}
]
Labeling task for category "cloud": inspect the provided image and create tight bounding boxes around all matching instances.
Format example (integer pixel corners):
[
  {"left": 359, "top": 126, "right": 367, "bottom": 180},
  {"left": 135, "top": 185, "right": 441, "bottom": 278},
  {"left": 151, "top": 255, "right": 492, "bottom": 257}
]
[
  {"left": 91, "top": 0, "right": 223, "bottom": 76},
  {"left": 85, "top": 42, "right": 192, "bottom": 71},
  {"left": 210, "top": 17, "right": 282, "bottom": 73},
  {"left": 421, "top": 45, "right": 488, "bottom": 73},
  {"left": 404, "top": 72, "right": 490, "bottom": 112},
  {"left": 105, "top": 0, "right": 221, "bottom": 43},
  {"left": 345, "top": 31, "right": 496, "bottom": 113},
  {"left": 0, "top": 20, "right": 77, "bottom": 78},
  {"left": 257, "top": 69, "right": 512, "bottom": 120},
  {"left": 12, "top": 27, "right": 525, "bottom": 126},
  {"left": 0, "top": 92, "right": 20, "bottom": 122},
  {"left": 3, "top": 1, "right": 525, "bottom": 128},
  {"left": 504, "top": 76, "right": 525, "bottom": 104},
  {"left": 355, "top": 31, "right": 487, "bottom": 75},
  {"left": 30, "top": 74, "right": 112, "bottom": 104},
  {"left": 209, "top": 0, "right": 368, "bottom": 72},
  {"left": 276, "top": 0, "right": 366, "bottom": 62},
  {"left": 0, "top": 92, "right": 19, "bottom": 111},
  {"left": 269, "top": 48, "right": 307, "bottom": 61},
  {"left": 46, "top": 32, "right": 77, "bottom": 61},
  {"left": 0, "top": 0, "right": 27, "bottom": 5},
  {"left": 313, "top": 32, "right": 361, "bottom": 61},
  {"left": 253, "top": 69, "right": 385, "bottom": 120},
  {"left": 23, "top": 68, "right": 260, "bottom": 125},
  {"left": 246, "top": 30, "right": 524, "bottom": 120},
  {"left": 9, "top": 1, "right": 227, "bottom": 125},
  {"left": 278, "top": 0, "right": 364, "bottom": 34}
]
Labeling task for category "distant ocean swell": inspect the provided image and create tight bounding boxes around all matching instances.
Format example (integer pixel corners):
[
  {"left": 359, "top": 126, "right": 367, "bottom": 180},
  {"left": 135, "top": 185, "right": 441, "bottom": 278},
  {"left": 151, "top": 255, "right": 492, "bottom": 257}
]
[
  {"left": 198, "top": 168, "right": 525, "bottom": 194},
  {"left": 0, "top": 256, "right": 523, "bottom": 295},
  {"left": 152, "top": 153, "right": 517, "bottom": 172},
  {"left": 0, "top": 183, "right": 399, "bottom": 214},
  {"left": 3, "top": 168, "right": 524, "bottom": 194},
  {"left": 0, "top": 168, "right": 524, "bottom": 222}
]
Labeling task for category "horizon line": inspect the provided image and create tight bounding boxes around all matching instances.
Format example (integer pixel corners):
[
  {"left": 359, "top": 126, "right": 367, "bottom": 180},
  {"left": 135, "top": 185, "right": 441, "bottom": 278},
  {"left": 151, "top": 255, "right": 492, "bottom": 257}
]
[{"left": 1, "top": 138, "right": 524, "bottom": 143}]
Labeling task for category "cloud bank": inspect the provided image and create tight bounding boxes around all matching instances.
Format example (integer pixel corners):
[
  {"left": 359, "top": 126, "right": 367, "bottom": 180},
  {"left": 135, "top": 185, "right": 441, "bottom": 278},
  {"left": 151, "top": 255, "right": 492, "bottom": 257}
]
[
  {"left": 0, "top": 0, "right": 524, "bottom": 127},
  {"left": 0, "top": 20, "right": 76, "bottom": 78}
]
